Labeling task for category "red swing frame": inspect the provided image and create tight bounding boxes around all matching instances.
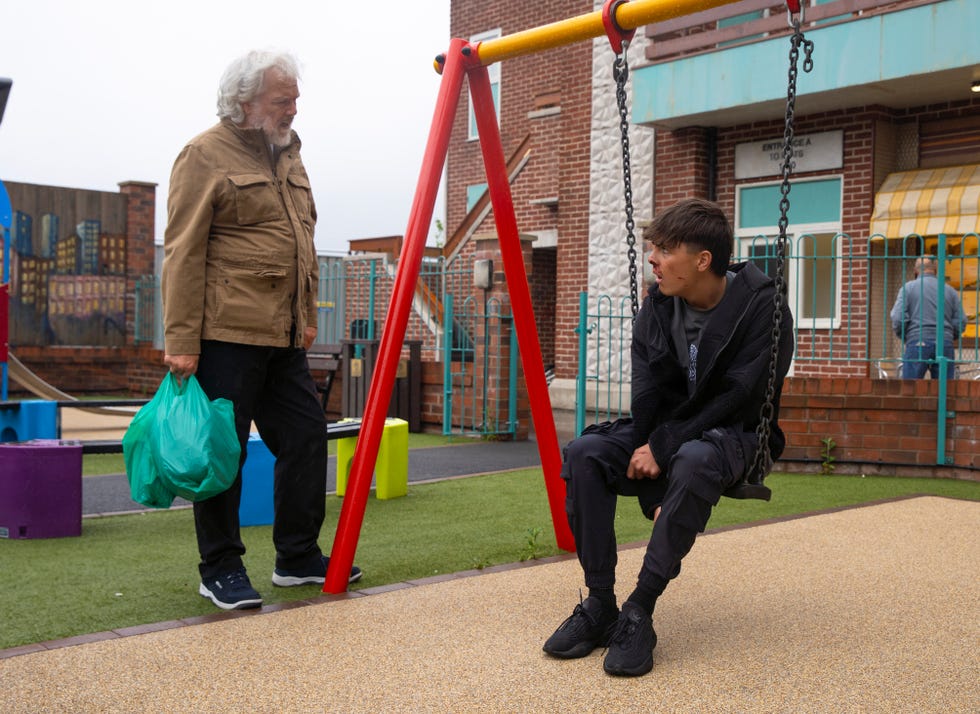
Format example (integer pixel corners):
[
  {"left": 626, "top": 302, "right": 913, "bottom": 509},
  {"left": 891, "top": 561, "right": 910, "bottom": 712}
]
[{"left": 323, "top": 0, "right": 796, "bottom": 593}]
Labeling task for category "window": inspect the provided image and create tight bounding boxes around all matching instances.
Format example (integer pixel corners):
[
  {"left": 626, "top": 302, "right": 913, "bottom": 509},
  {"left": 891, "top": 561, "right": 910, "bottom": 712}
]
[
  {"left": 735, "top": 177, "right": 843, "bottom": 329},
  {"left": 796, "top": 232, "right": 839, "bottom": 323},
  {"left": 466, "top": 183, "right": 487, "bottom": 213},
  {"left": 468, "top": 29, "right": 501, "bottom": 141}
]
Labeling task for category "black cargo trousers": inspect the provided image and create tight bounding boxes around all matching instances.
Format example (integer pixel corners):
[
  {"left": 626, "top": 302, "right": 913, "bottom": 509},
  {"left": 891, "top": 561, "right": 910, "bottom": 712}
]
[{"left": 560, "top": 418, "right": 748, "bottom": 593}]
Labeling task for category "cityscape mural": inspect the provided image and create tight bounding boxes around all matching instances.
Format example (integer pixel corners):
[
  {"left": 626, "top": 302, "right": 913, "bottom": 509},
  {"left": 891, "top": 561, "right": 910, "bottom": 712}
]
[{"left": 2, "top": 182, "right": 129, "bottom": 347}]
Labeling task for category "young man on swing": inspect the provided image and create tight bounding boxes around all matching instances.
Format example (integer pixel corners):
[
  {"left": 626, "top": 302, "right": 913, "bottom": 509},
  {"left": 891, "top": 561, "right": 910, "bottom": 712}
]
[{"left": 543, "top": 198, "right": 794, "bottom": 676}]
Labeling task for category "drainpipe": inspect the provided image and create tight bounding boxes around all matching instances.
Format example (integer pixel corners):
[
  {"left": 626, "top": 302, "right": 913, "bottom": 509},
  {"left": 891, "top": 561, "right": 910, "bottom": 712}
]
[{"left": 706, "top": 127, "right": 718, "bottom": 202}]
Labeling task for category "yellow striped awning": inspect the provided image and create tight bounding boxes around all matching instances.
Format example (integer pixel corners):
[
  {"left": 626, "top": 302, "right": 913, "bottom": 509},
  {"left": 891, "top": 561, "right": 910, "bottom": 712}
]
[{"left": 870, "top": 164, "right": 980, "bottom": 239}]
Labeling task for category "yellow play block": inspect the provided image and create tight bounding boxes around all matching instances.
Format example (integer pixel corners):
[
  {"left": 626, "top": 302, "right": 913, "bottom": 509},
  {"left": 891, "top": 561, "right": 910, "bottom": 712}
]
[{"left": 335, "top": 418, "right": 408, "bottom": 500}]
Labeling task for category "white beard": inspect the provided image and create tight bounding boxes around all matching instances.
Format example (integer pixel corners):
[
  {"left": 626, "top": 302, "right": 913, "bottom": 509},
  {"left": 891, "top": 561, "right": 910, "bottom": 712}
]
[{"left": 248, "top": 113, "right": 292, "bottom": 147}]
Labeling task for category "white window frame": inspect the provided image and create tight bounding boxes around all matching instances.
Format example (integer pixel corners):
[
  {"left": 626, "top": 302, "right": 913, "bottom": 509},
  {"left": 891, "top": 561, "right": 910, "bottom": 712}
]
[
  {"left": 467, "top": 29, "right": 501, "bottom": 141},
  {"left": 734, "top": 176, "right": 844, "bottom": 331}
]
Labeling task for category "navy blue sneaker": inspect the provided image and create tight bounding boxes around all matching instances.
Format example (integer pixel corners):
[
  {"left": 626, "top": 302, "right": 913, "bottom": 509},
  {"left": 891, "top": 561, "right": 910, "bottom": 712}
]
[
  {"left": 272, "top": 555, "right": 363, "bottom": 587},
  {"left": 602, "top": 601, "right": 657, "bottom": 676},
  {"left": 199, "top": 567, "right": 263, "bottom": 610}
]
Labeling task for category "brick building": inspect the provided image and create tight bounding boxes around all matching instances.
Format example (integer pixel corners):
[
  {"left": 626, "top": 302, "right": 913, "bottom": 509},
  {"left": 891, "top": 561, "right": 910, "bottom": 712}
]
[
  {"left": 446, "top": 0, "right": 653, "bottom": 412},
  {"left": 444, "top": 0, "right": 980, "bottom": 476},
  {"left": 447, "top": 0, "right": 595, "bottom": 374}
]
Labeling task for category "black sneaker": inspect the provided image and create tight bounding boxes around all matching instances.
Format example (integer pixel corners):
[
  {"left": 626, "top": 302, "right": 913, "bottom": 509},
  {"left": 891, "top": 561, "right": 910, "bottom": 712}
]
[
  {"left": 272, "top": 555, "right": 363, "bottom": 587},
  {"left": 542, "top": 595, "right": 619, "bottom": 659},
  {"left": 602, "top": 601, "right": 657, "bottom": 676},
  {"left": 199, "top": 567, "right": 263, "bottom": 610}
]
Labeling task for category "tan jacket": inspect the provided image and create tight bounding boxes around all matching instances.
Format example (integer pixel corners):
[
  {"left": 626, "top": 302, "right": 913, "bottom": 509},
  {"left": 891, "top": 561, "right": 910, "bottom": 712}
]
[{"left": 162, "top": 119, "right": 319, "bottom": 354}]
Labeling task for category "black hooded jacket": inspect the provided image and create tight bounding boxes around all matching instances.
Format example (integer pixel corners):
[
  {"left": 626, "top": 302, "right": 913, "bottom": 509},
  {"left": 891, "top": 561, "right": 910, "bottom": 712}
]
[{"left": 630, "top": 261, "right": 794, "bottom": 468}]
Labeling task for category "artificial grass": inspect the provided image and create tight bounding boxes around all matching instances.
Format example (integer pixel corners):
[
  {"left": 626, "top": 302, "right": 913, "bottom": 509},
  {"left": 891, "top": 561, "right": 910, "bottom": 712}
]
[{"left": 1, "top": 470, "right": 976, "bottom": 650}]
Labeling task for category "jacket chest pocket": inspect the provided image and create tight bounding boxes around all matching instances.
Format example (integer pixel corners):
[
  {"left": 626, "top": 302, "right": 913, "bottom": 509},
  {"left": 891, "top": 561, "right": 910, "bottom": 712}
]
[{"left": 228, "top": 173, "right": 281, "bottom": 225}]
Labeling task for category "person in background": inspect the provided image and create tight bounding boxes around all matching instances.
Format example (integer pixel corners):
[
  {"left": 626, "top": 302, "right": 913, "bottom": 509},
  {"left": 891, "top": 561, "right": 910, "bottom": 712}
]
[
  {"left": 162, "top": 50, "right": 360, "bottom": 610},
  {"left": 542, "top": 198, "right": 794, "bottom": 677},
  {"left": 890, "top": 254, "right": 967, "bottom": 379}
]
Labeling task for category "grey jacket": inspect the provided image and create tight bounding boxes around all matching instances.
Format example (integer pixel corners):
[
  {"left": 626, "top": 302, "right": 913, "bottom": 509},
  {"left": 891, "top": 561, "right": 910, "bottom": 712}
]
[{"left": 889, "top": 274, "right": 966, "bottom": 344}]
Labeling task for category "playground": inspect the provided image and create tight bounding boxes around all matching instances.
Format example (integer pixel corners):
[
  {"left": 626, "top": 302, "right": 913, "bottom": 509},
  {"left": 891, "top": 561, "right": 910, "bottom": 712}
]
[
  {"left": 1, "top": 0, "right": 978, "bottom": 709},
  {"left": 1, "top": 405, "right": 976, "bottom": 710},
  {"left": 1, "top": 495, "right": 976, "bottom": 711}
]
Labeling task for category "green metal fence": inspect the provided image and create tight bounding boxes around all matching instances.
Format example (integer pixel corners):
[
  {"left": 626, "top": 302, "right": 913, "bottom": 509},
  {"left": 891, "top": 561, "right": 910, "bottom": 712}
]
[
  {"left": 870, "top": 232, "right": 980, "bottom": 377},
  {"left": 318, "top": 254, "right": 476, "bottom": 358},
  {"left": 574, "top": 291, "right": 633, "bottom": 436},
  {"left": 134, "top": 232, "right": 979, "bottom": 450},
  {"left": 318, "top": 252, "right": 517, "bottom": 437},
  {"left": 442, "top": 294, "right": 517, "bottom": 437},
  {"left": 576, "top": 231, "right": 980, "bottom": 459}
]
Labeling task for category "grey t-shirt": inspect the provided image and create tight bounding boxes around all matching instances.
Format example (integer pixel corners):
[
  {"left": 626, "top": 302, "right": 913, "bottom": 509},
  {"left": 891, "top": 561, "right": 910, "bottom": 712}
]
[{"left": 671, "top": 272, "right": 734, "bottom": 395}]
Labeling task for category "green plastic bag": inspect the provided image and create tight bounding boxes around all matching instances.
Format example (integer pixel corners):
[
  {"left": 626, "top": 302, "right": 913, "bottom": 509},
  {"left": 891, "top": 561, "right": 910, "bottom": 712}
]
[
  {"left": 123, "top": 373, "right": 241, "bottom": 507},
  {"left": 153, "top": 373, "right": 241, "bottom": 502},
  {"left": 123, "top": 379, "right": 176, "bottom": 509}
]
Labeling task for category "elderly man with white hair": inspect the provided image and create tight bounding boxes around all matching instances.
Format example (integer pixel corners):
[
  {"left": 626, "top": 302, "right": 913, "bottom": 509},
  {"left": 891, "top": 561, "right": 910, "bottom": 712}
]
[{"left": 162, "top": 50, "right": 361, "bottom": 610}]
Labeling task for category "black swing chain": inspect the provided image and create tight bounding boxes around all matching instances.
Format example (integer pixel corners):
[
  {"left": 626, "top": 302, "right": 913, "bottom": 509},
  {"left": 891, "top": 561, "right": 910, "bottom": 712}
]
[
  {"left": 748, "top": 18, "right": 815, "bottom": 482},
  {"left": 613, "top": 39, "right": 640, "bottom": 321}
]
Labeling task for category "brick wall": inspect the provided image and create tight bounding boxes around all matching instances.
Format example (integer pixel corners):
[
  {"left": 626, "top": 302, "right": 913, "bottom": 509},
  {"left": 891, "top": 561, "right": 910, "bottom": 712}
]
[
  {"left": 779, "top": 376, "right": 980, "bottom": 481},
  {"left": 653, "top": 127, "right": 714, "bottom": 211},
  {"left": 11, "top": 345, "right": 165, "bottom": 396}
]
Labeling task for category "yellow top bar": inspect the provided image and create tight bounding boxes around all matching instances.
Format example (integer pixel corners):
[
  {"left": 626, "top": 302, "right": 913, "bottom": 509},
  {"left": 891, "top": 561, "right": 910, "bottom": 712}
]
[{"left": 475, "top": 0, "right": 740, "bottom": 67}]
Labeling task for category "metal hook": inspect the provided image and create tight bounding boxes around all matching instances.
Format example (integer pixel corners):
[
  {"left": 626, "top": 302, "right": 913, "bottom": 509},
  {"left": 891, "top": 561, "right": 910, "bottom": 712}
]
[
  {"left": 786, "top": 1, "right": 806, "bottom": 28},
  {"left": 612, "top": 38, "right": 630, "bottom": 83},
  {"left": 602, "top": 0, "right": 635, "bottom": 56}
]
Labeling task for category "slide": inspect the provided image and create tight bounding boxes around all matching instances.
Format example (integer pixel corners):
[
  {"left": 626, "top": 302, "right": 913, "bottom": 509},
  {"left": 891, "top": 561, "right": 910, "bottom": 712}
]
[{"left": 6, "top": 351, "right": 139, "bottom": 416}]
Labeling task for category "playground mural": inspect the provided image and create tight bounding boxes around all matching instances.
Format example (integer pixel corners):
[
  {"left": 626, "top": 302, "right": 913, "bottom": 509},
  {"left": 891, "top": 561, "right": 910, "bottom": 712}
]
[{"left": 4, "top": 209, "right": 126, "bottom": 346}]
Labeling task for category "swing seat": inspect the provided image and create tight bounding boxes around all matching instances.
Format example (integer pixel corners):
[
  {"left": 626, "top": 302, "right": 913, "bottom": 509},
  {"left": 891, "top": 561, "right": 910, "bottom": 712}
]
[{"left": 723, "top": 480, "right": 772, "bottom": 501}]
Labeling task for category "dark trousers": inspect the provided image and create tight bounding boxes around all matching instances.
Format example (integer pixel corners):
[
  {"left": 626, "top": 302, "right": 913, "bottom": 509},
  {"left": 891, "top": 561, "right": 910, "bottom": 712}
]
[
  {"left": 193, "top": 340, "right": 328, "bottom": 579},
  {"left": 560, "top": 419, "right": 746, "bottom": 593}
]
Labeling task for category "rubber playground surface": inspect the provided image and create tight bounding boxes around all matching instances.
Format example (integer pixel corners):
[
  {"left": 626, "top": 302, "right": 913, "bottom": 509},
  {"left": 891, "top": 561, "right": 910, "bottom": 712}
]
[{"left": 2, "top": 495, "right": 977, "bottom": 712}]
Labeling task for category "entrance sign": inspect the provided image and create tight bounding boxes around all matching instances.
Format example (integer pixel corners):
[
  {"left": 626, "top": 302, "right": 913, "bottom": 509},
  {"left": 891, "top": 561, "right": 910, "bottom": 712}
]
[{"left": 735, "top": 130, "right": 843, "bottom": 179}]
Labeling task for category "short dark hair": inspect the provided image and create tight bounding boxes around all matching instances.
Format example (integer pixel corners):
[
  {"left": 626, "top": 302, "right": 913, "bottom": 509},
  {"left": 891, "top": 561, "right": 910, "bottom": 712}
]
[
  {"left": 915, "top": 254, "right": 937, "bottom": 275},
  {"left": 642, "top": 198, "right": 733, "bottom": 276}
]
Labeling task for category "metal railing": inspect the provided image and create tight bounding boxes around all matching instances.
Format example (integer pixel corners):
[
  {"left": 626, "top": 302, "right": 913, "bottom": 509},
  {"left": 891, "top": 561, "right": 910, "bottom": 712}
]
[
  {"left": 575, "top": 231, "right": 980, "bottom": 430},
  {"left": 443, "top": 294, "right": 517, "bottom": 437},
  {"left": 319, "top": 252, "right": 518, "bottom": 437},
  {"left": 319, "top": 253, "right": 477, "bottom": 360},
  {"left": 645, "top": 0, "right": 938, "bottom": 64},
  {"left": 134, "top": 254, "right": 482, "bottom": 358}
]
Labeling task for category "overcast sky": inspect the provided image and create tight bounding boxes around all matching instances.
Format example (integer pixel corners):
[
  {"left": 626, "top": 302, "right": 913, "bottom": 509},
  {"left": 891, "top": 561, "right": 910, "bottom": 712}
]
[{"left": 0, "top": 0, "right": 451, "bottom": 254}]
